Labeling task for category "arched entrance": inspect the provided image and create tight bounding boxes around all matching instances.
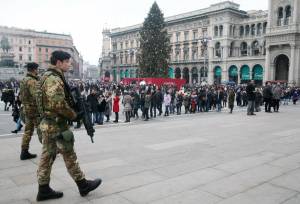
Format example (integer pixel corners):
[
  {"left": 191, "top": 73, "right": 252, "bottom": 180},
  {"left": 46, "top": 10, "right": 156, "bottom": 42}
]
[
  {"left": 130, "top": 69, "right": 135, "bottom": 78},
  {"left": 105, "top": 71, "right": 110, "bottom": 79},
  {"left": 275, "top": 54, "right": 289, "bottom": 81},
  {"left": 252, "top": 64, "right": 263, "bottom": 85},
  {"left": 240, "top": 65, "right": 250, "bottom": 84},
  {"left": 191, "top": 67, "right": 198, "bottom": 84},
  {"left": 168, "top": 67, "right": 174, "bottom": 78},
  {"left": 113, "top": 69, "right": 117, "bottom": 81},
  {"left": 214, "top": 66, "right": 222, "bottom": 84},
  {"left": 125, "top": 69, "right": 129, "bottom": 78},
  {"left": 228, "top": 65, "right": 238, "bottom": 84},
  {"left": 175, "top": 67, "right": 181, "bottom": 79},
  {"left": 120, "top": 70, "right": 124, "bottom": 80},
  {"left": 183, "top": 67, "right": 190, "bottom": 84},
  {"left": 200, "top": 67, "right": 208, "bottom": 82}
]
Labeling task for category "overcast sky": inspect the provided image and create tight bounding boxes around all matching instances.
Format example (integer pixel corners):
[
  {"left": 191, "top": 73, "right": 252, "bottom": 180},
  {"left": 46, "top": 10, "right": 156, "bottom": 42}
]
[{"left": 0, "top": 0, "right": 268, "bottom": 65}]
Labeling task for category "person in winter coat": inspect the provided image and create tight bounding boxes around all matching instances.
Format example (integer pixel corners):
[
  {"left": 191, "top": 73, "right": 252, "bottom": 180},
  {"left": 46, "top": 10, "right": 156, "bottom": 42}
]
[
  {"left": 87, "top": 89, "right": 99, "bottom": 125},
  {"left": 292, "top": 89, "right": 299, "bottom": 105},
  {"left": 236, "top": 89, "right": 242, "bottom": 106},
  {"left": 216, "top": 88, "right": 224, "bottom": 112},
  {"left": 105, "top": 92, "right": 112, "bottom": 122},
  {"left": 190, "top": 92, "right": 197, "bottom": 113},
  {"left": 164, "top": 92, "right": 171, "bottom": 116},
  {"left": 143, "top": 90, "right": 152, "bottom": 121},
  {"left": 154, "top": 89, "right": 163, "bottom": 116},
  {"left": 263, "top": 82, "right": 273, "bottom": 112},
  {"left": 1, "top": 88, "right": 15, "bottom": 111},
  {"left": 140, "top": 92, "right": 145, "bottom": 118},
  {"left": 112, "top": 92, "right": 120, "bottom": 123},
  {"left": 246, "top": 80, "right": 256, "bottom": 115},
  {"left": 228, "top": 89, "right": 235, "bottom": 114},
  {"left": 272, "top": 83, "right": 282, "bottom": 112},
  {"left": 283, "top": 89, "right": 290, "bottom": 105},
  {"left": 123, "top": 91, "right": 133, "bottom": 122},
  {"left": 255, "top": 88, "right": 263, "bottom": 112},
  {"left": 97, "top": 93, "right": 106, "bottom": 125},
  {"left": 223, "top": 91, "right": 228, "bottom": 108},
  {"left": 132, "top": 91, "right": 140, "bottom": 119},
  {"left": 183, "top": 93, "right": 190, "bottom": 114},
  {"left": 150, "top": 90, "right": 157, "bottom": 118},
  {"left": 176, "top": 92, "right": 183, "bottom": 115}
]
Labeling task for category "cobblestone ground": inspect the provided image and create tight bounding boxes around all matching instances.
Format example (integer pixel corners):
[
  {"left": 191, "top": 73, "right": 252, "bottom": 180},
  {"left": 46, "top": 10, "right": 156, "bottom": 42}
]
[{"left": 0, "top": 102, "right": 300, "bottom": 203}]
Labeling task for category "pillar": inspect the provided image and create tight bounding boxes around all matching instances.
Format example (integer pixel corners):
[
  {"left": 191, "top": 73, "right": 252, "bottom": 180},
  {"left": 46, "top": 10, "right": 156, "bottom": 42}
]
[
  {"left": 189, "top": 70, "right": 192, "bottom": 84},
  {"left": 289, "top": 44, "right": 296, "bottom": 84},
  {"left": 117, "top": 69, "right": 120, "bottom": 82},
  {"left": 294, "top": 0, "right": 298, "bottom": 24},
  {"left": 264, "top": 46, "right": 270, "bottom": 83},
  {"left": 267, "top": 0, "right": 273, "bottom": 30}
]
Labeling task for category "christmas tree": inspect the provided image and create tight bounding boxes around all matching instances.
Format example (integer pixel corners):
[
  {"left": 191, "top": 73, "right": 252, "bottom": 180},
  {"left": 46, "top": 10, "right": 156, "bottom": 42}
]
[{"left": 138, "top": 2, "right": 171, "bottom": 78}]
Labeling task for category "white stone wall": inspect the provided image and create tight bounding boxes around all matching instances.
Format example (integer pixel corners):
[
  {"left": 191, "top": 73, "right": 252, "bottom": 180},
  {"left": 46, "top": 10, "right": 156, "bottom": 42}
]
[{"left": 103, "top": 1, "right": 300, "bottom": 85}]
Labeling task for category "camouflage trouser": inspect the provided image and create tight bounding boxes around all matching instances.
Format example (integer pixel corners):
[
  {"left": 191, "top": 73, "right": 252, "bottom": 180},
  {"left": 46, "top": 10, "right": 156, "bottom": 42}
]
[
  {"left": 37, "top": 118, "right": 85, "bottom": 185},
  {"left": 21, "top": 117, "right": 37, "bottom": 150}
]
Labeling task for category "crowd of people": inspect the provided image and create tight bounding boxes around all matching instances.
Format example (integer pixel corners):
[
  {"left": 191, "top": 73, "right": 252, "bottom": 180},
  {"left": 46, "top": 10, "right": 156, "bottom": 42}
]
[{"left": 1, "top": 78, "right": 300, "bottom": 131}]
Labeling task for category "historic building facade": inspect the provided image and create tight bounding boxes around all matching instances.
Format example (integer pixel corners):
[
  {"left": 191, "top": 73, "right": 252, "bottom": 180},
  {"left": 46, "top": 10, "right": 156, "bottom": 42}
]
[
  {"left": 0, "top": 26, "right": 83, "bottom": 78},
  {"left": 100, "top": 0, "right": 300, "bottom": 86}
]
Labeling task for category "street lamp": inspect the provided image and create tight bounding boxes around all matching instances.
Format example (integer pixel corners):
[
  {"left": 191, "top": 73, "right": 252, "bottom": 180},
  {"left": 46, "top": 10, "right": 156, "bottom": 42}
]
[{"left": 200, "top": 37, "right": 211, "bottom": 83}]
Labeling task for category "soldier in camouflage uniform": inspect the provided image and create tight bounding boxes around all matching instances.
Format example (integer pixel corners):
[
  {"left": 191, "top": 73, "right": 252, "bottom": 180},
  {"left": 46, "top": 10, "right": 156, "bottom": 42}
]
[
  {"left": 19, "top": 62, "right": 39, "bottom": 160},
  {"left": 36, "top": 51, "right": 101, "bottom": 202}
]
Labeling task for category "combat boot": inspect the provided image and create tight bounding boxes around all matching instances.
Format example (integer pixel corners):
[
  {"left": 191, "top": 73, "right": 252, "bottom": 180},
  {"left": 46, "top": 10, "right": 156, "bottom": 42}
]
[
  {"left": 76, "top": 178, "right": 102, "bottom": 196},
  {"left": 36, "top": 184, "right": 63, "bottom": 201},
  {"left": 20, "top": 149, "right": 37, "bottom": 160}
]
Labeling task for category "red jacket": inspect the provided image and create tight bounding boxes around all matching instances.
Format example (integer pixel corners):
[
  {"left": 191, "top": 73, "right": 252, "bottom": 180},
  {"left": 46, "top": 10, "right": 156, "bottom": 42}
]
[{"left": 113, "top": 96, "right": 120, "bottom": 112}]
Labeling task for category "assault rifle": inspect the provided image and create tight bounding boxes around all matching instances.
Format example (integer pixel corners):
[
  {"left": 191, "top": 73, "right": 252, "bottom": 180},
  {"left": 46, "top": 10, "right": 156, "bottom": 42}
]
[{"left": 70, "top": 87, "right": 95, "bottom": 143}]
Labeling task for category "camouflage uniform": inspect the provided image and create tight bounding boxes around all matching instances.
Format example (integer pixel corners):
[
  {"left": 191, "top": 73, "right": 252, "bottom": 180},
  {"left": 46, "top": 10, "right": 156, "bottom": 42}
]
[
  {"left": 37, "top": 67, "right": 85, "bottom": 185},
  {"left": 19, "top": 73, "right": 39, "bottom": 150}
]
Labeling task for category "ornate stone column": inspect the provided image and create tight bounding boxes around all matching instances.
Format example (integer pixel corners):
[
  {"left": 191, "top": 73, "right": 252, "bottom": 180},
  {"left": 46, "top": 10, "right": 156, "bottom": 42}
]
[
  {"left": 270, "top": 62, "right": 275, "bottom": 81},
  {"left": 223, "top": 46, "right": 229, "bottom": 59},
  {"left": 189, "top": 69, "right": 192, "bottom": 84},
  {"left": 117, "top": 68, "right": 120, "bottom": 82},
  {"left": 264, "top": 46, "right": 271, "bottom": 83},
  {"left": 238, "top": 68, "right": 241, "bottom": 84},
  {"left": 267, "top": 0, "right": 273, "bottom": 31},
  {"left": 289, "top": 44, "right": 296, "bottom": 84},
  {"left": 293, "top": 0, "right": 298, "bottom": 24},
  {"left": 222, "top": 68, "right": 228, "bottom": 82},
  {"left": 208, "top": 67, "right": 214, "bottom": 85},
  {"left": 295, "top": 48, "right": 300, "bottom": 86}
]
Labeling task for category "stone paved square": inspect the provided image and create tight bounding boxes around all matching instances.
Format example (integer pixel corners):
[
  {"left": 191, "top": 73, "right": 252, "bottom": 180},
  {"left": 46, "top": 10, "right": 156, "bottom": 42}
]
[{"left": 0, "top": 104, "right": 300, "bottom": 203}]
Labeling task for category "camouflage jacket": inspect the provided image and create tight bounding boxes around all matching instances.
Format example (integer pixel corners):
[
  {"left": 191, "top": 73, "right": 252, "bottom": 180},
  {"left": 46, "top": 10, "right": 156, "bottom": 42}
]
[
  {"left": 20, "top": 73, "right": 39, "bottom": 116},
  {"left": 40, "top": 67, "right": 76, "bottom": 121}
]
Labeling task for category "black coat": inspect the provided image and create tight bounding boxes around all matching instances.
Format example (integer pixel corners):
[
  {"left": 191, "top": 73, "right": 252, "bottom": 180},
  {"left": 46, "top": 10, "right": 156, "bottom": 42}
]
[
  {"left": 154, "top": 91, "right": 163, "bottom": 104},
  {"left": 87, "top": 94, "right": 99, "bottom": 112},
  {"left": 97, "top": 98, "right": 107, "bottom": 112},
  {"left": 263, "top": 86, "right": 273, "bottom": 99},
  {"left": 246, "top": 84, "right": 256, "bottom": 101}
]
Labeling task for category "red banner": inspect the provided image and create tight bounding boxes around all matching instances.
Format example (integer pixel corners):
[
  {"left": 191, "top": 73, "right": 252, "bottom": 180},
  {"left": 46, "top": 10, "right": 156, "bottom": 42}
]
[{"left": 121, "top": 78, "right": 186, "bottom": 90}]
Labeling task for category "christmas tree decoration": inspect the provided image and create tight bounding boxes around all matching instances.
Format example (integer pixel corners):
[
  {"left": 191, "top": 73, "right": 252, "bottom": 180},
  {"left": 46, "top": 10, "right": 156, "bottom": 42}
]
[{"left": 138, "top": 2, "right": 171, "bottom": 78}]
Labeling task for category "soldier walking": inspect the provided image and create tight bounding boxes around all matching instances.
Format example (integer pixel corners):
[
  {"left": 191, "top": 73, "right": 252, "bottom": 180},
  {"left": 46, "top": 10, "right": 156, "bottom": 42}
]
[
  {"left": 19, "top": 62, "right": 39, "bottom": 160},
  {"left": 36, "top": 51, "right": 101, "bottom": 201}
]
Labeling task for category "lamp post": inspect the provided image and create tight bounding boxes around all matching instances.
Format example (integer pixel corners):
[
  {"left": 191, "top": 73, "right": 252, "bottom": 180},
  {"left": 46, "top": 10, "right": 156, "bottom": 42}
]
[{"left": 200, "top": 37, "right": 211, "bottom": 84}]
